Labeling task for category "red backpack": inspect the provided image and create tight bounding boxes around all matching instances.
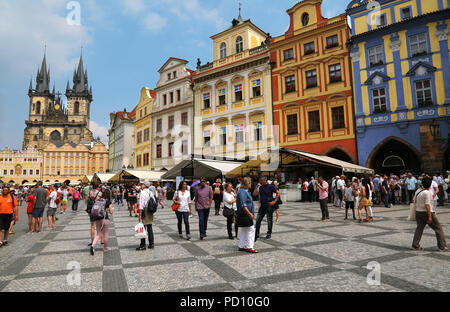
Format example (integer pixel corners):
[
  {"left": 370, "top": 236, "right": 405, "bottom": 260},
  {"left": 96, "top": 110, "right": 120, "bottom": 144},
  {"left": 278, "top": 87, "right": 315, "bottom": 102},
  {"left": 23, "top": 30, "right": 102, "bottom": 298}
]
[{"left": 73, "top": 191, "right": 80, "bottom": 200}]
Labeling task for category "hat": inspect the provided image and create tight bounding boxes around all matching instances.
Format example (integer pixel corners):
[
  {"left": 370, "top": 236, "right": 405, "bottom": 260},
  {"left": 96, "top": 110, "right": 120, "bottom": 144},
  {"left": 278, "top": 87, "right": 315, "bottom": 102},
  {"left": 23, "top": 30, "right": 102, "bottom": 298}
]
[{"left": 143, "top": 182, "right": 151, "bottom": 187}]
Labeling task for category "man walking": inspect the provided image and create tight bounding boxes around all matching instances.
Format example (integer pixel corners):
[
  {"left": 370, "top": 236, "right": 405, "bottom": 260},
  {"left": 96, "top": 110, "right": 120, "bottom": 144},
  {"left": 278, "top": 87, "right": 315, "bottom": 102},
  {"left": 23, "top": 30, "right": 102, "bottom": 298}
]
[
  {"left": 47, "top": 185, "right": 58, "bottom": 230},
  {"left": 412, "top": 177, "right": 448, "bottom": 252},
  {"left": 32, "top": 182, "right": 47, "bottom": 232},
  {"left": 405, "top": 173, "right": 417, "bottom": 204},
  {"left": 136, "top": 182, "right": 155, "bottom": 250},
  {"left": 194, "top": 177, "right": 213, "bottom": 240},
  {"left": 316, "top": 177, "right": 330, "bottom": 221},
  {"left": 254, "top": 177, "right": 280, "bottom": 240},
  {"left": 0, "top": 186, "right": 18, "bottom": 247}
]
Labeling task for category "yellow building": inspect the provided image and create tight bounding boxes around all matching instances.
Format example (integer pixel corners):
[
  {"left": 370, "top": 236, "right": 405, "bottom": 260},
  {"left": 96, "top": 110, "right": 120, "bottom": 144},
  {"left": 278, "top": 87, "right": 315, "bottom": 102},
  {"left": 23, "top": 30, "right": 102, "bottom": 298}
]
[
  {"left": 193, "top": 12, "right": 274, "bottom": 161},
  {"left": 0, "top": 147, "right": 43, "bottom": 185},
  {"left": 42, "top": 141, "right": 108, "bottom": 183},
  {"left": 134, "top": 87, "right": 155, "bottom": 170}
]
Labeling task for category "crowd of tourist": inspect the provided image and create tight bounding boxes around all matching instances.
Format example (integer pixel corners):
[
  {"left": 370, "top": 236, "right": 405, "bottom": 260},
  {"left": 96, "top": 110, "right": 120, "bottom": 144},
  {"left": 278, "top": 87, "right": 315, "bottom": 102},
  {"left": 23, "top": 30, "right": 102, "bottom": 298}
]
[{"left": 0, "top": 170, "right": 448, "bottom": 253}]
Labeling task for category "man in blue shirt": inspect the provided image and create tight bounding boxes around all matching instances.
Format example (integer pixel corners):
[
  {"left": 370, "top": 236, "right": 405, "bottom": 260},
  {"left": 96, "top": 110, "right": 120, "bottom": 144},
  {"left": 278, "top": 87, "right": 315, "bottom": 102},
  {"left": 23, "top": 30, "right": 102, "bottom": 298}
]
[
  {"left": 372, "top": 175, "right": 380, "bottom": 205},
  {"left": 405, "top": 173, "right": 417, "bottom": 204},
  {"left": 253, "top": 177, "right": 280, "bottom": 241}
]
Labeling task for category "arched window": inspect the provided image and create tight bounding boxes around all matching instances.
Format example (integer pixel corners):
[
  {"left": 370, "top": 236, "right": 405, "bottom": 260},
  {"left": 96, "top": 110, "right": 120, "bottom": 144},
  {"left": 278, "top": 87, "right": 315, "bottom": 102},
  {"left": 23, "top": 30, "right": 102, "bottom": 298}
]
[
  {"left": 50, "top": 130, "right": 61, "bottom": 144},
  {"left": 36, "top": 101, "right": 41, "bottom": 114},
  {"left": 220, "top": 42, "right": 227, "bottom": 59},
  {"left": 236, "top": 36, "right": 243, "bottom": 53},
  {"left": 74, "top": 102, "right": 80, "bottom": 114}
]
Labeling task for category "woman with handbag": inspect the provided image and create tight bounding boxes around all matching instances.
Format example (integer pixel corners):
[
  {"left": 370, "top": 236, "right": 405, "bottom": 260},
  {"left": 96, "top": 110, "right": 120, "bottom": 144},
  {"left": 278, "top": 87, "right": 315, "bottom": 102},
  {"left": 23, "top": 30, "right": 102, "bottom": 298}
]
[
  {"left": 172, "top": 181, "right": 191, "bottom": 240},
  {"left": 223, "top": 183, "right": 238, "bottom": 240},
  {"left": 236, "top": 177, "right": 258, "bottom": 253},
  {"left": 358, "top": 178, "right": 372, "bottom": 223}
]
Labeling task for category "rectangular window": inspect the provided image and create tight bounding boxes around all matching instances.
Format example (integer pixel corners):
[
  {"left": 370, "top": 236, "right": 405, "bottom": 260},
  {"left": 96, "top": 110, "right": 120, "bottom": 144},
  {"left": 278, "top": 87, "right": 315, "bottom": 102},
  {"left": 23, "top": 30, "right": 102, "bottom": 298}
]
[
  {"left": 3, "top": 169, "right": 6, "bottom": 175},
  {"left": 35, "top": 169, "right": 39, "bottom": 175},
  {"left": 177, "top": 89, "right": 181, "bottom": 101},
  {"left": 157, "top": 119, "right": 162, "bottom": 132},
  {"left": 144, "top": 107, "right": 147, "bottom": 116},
  {"left": 377, "top": 14, "right": 387, "bottom": 26},
  {"left": 283, "top": 48, "right": 294, "bottom": 61},
  {"left": 329, "top": 64, "right": 342, "bottom": 83},
  {"left": 252, "top": 79, "right": 261, "bottom": 98},
  {"left": 254, "top": 122, "right": 263, "bottom": 141},
  {"left": 170, "top": 92, "right": 174, "bottom": 103},
  {"left": 144, "top": 128, "right": 150, "bottom": 141},
  {"left": 136, "top": 155, "right": 142, "bottom": 167},
  {"left": 304, "top": 42, "right": 315, "bottom": 55},
  {"left": 326, "top": 35, "right": 339, "bottom": 49},
  {"left": 285, "top": 75, "right": 296, "bottom": 93},
  {"left": 308, "top": 110, "right": 321, "bottom": 132},
  {"left": 168, "top": 73, "right": 171, "bottom": 80},
  {"left": 402, "top": 7, "right": 411, "bottom": 20},
  {"left": 163, "top": 94, "right": 167, "bottom": 105},
  {"left": 287, "top": 114, "right": 298, "bottom": 135},
  {"left": 81, "top": 169, "right": 84, "bottom": 175},
  {"left": 368, "top": 45, "right": 383, "bottom": 67},
  {"left": 168, "top": 115, "right": 174, "bottom": 129},
  {"left": 235, "top": 124, "right": 244, "bottom": 144},
  {"left": 137, "top": 131, "right": 142, "bottom": 144},
  {"left": 410, "top": 33, "right": 428, "bottom": 57},
  {"left": 143, "top": 153, "right": 149, "bottom": 166},
  {"left": 139, "top": 110, "right": 142, "bottom": 119},
  {"left": 218, "top": 88, "right": 226, "bottom": 105},
  {"left": 168, "top": 142, "right": 174, "bottom": 157},
  {"left": 203, "top": 93, "right": 211, "bottom": 109},
  {"left": 182, "top": 140, "right": 188, "bottom": 155},
  {"left": 372, "top": 88, "right": 387, "bottom": 113},
  {"left": 220, "top": 127, "right": 227, "bottom": 146},
  {"left": 76, "top": 169, "right": 79, "bottom": 175},
  {"left": 23, "top": 169, "right": 27, "bottom": 175},
  {"left": 415, "top": 79, "right": 433, "bottom": 107},
  {"left": 173, "top": 71, "right": 177, "bottom": 79},
  {"left": 156, "top": 145, "right": 162, "bottom": 159},
  {"left": 181, "top": 112, "right": 188, "bottom": 126},
  {"left": 234, "top": 84, "right": 243, "bottom": 102},
  {"left": 30, "top": 169, "right": 33, "bottom": 175},
  {"left": 306, "top": 70, "right": 318, "bottom": 88},
  {"left": 203, "top": 130, "right": 211, "bottom": 148},
  {"left": 332, "top": 106, "right": 345, "bottom": 129}
]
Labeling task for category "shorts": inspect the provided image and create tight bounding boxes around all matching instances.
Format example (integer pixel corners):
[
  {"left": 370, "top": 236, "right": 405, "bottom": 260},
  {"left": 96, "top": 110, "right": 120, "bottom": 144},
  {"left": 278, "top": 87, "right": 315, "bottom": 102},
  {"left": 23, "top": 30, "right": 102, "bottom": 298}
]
[
  {"left": 0, "top": 214, "right": 13, "bottom": 230},
  {"left": 32, "top": 207, "right": 45, "bottom": 218},
  {"left": 47, "top": 208, "right": 57, "bottom": 217},
  {"left": 61, "top": 199, "right": 68, "bottom": 204},
  {"left": 345, "top": 201, "right": 355, "bottom": 209}
]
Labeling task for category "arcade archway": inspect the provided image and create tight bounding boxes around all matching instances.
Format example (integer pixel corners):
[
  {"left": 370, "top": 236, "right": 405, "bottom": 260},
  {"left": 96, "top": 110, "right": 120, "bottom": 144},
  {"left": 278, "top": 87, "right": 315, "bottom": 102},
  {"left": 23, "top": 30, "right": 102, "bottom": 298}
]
[
  {"left": 325, "top": 147, "right": 355, "bottom": 164},
  {"left": 366, "top": 137, "right": 421, "bottom": 175}
]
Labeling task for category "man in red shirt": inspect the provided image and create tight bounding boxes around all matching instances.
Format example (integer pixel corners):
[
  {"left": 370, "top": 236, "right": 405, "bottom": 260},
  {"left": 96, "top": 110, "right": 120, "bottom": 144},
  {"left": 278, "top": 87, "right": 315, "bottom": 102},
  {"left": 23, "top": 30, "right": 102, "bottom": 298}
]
[{"left": 0, "top": 186, "right": 18, "bottom": 247}]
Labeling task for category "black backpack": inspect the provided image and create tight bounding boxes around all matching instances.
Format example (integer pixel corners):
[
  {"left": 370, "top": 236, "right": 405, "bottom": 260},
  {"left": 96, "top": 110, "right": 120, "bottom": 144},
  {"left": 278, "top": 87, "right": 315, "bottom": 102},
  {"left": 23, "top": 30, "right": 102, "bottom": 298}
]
[{"left": 147, "top": 196, "right": 158, "bottom": 214}]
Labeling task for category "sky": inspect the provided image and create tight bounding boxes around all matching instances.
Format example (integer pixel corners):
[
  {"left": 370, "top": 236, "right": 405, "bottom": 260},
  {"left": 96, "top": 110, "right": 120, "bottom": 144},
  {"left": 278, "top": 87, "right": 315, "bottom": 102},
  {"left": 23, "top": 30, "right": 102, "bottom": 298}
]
[{"left": 0, "top": 0, "right": 349, "bottom": 149}]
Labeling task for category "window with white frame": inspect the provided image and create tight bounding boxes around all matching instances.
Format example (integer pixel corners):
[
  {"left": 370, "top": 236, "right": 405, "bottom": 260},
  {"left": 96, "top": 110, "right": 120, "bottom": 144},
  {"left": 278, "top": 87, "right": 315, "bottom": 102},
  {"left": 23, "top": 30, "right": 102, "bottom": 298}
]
[
  {"left": 220, "top": 127, "right": 227, "bottom": 146},
  {"left": 203, "top": 93, "right": 211, "bottom": 108},
  {"left": 252, "top": 79, "right": 261, "bottom": 97},
  {"left": 235, "top": 124, "right": 244, "bottom": 143},
  {"left": 236, "top": 36, "right": 243, "bottom": 53},
  {"left": 234, "top": 84, "right": 243, "bottom": 102},
  {"left": 410, "top": 33, "right": 428, "bottom": 56},
  {"left": 372, "top": 88, "right": 387, "bottom": 113},
  {"left": 254, "top": 122, "right": 263, "bottom": 141},
  {"left": 218, "top": 88, "right": 226, "bottom": 105},
  {"left": 415, "top": 79, "right": 433, "bottom": 107},
  {"left": 368, "top": 45, "right": 383, "bottom": 67},
  {"left": 220, "top": 42, "right": 227, "bottom": 59},
  {"left": 203, "top": 130, "right": 211, "bottom": 148}
]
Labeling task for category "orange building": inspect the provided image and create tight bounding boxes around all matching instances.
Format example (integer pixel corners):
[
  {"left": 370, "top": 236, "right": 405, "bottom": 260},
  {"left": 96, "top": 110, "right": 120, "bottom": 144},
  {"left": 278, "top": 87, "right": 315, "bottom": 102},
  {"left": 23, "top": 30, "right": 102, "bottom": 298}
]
[{"left": 270, "top": 0, "right": 357, "bottom": 163}]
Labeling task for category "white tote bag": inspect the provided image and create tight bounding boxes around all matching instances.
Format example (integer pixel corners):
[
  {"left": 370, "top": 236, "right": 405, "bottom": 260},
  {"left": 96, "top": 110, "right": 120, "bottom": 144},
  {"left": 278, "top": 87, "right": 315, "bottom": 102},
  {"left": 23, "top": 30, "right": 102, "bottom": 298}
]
[
  {"left": 408, "top": 190, "right": 424, "bottom": 221},
  {"left": 134, "top": 222, "right": 147, "bottom": 239}
]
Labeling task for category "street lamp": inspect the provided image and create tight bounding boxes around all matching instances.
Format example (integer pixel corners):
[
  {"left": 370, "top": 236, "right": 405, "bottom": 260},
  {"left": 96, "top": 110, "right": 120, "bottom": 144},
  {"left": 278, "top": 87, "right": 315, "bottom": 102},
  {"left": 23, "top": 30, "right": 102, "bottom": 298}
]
[{"left": 429, "top": 119, "right": 440, "bottom": 141}]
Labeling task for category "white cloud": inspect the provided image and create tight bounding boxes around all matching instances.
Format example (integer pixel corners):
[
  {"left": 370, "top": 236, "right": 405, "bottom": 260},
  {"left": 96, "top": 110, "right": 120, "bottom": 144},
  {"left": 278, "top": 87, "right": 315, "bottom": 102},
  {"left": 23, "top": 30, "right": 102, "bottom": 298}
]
[
  {"left": 0, "top": 0, "right": 93, "bottom": 84},
  {"left": 89, "top": 120, "right": 109, "bottom": 143},
  {"left": 143, "top": 12, "right": 168, "bottom": 32},
  {"left": 121, "top": 0, "right": 146, "bottom": 15}
]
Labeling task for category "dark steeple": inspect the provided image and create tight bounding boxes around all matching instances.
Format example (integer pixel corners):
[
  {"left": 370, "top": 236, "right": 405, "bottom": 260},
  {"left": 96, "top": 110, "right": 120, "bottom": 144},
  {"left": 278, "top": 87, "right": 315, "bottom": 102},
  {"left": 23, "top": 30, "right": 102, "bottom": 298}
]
[
  {"left": 35, "top": 53, "right": 50, "bottom": 93},
  {"left": 67, "top": 51, "right": 92, "bottom": 100}
]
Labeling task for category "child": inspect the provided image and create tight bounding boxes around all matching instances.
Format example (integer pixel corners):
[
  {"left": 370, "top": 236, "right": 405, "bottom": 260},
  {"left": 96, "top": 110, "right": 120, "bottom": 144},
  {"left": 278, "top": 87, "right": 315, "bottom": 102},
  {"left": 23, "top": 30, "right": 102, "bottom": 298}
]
[{"left": 344, "top": 180, "right": 356, "bottom": 220}]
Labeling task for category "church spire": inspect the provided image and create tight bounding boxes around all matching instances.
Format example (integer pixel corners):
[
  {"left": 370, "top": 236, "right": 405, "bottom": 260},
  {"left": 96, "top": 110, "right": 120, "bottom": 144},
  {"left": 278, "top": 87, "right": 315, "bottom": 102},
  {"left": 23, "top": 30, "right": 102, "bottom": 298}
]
[
  {"left": 72, "top": 51, "right": 89, "bottom": 94},
  {"left": 35, "top": 51, "right": 51, "bottom": 94}
]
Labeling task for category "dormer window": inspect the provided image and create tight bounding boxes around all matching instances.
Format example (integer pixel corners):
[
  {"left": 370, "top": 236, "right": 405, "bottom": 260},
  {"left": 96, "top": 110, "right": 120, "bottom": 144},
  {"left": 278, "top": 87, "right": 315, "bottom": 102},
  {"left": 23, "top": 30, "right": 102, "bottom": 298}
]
[
  {"left": 302, "top": 13, "right": 309, "bottom": 26},
  {"left": 220, "top": 42, "right": 227, "bottom": 59},
  {"left": 236, "top": 36, "right": 243, "bottom": 53}
]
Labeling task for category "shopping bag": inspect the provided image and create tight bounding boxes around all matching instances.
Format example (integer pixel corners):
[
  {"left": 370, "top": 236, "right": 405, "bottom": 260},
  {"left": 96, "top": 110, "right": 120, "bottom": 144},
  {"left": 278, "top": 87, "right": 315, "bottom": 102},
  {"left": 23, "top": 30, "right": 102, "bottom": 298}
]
[
  {"left": 407, "top": 203, "right": 416, "bottom": 221},
  {"left": 134, "top": 222, "right": 147, "bottom": 239}
]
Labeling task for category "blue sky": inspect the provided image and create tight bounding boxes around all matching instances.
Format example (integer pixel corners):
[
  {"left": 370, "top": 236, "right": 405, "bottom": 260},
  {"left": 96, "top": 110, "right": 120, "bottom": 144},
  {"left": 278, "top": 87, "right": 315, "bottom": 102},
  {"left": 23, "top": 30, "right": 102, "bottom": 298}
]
[{"left": 0, "top": 0, "right": 349, "bottom": 149}]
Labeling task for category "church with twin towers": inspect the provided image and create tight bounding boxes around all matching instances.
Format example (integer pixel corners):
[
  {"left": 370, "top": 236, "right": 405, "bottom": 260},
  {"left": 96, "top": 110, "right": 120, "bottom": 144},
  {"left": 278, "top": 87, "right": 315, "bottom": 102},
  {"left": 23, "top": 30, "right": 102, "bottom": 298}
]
[{"left": 23, "top": 52, "right": 94, "bottom": 151}]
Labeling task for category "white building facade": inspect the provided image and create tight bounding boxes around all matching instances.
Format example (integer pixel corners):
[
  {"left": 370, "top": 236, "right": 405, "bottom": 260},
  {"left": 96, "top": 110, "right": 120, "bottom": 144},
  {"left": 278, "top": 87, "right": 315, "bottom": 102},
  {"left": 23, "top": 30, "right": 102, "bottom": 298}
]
[
  {"left": 108, "top": 108, "right": 136, "bottom": 172},
  {"left": 151, "top": 58, "right": 194, "bottom": 171}
]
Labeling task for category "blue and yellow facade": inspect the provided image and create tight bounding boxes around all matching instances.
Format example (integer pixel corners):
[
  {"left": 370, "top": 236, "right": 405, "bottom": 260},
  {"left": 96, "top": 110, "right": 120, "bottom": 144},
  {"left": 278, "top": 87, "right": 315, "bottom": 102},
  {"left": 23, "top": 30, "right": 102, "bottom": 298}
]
[{"left": 347, "top": 0, "right": 450, "bottom": 173}]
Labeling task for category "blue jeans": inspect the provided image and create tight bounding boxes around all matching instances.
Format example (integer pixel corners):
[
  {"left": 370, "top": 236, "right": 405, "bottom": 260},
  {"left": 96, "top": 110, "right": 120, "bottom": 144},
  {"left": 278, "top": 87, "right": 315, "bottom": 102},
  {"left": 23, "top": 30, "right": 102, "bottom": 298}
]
[
  {"left": 255, "top": 205, "right": 274, "bottom": 237},
  {"left": 175, "top": 211, "right": 190, "bottom": 236},
  {"left": 197, "top": 208, "right": 210, "bottom": 236},
  {"left": 383, "top": 191, "right": 390, "bottom": 207}
]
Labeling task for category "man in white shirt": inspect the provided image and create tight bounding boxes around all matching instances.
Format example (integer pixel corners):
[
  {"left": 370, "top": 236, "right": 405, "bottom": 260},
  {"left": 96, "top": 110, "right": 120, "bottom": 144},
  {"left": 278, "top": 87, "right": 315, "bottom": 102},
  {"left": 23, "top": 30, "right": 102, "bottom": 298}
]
[
  {"left": 47, "top": 185, "right": 58, "bottom": 230},
  {"left": 336, "top": 176, "right": 345, "bottom": 209},
  {"left": 137, "top": 182, "right": 155, "bottom": 250},
  {"left": 412, "top": 177, "right": 448, "bottom": 251},
  {"left": 428, "top": 174, "right": 439, "bottom": 214}
]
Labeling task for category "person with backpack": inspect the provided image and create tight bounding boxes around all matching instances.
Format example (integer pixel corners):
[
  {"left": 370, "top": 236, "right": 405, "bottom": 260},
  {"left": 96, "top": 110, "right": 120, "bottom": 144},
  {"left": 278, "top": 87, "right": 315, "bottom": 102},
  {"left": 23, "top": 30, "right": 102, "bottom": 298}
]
[
  {"left": 0, "top": 186, "right": 18, "bottom": 247},
  {"left": 88, "top": 185, "right": 102, "bottom": 247},
  {"left": 137, "top": 182, "right": 157, "bottom": 250},
  {"left": 90, "top": 189, "right": 114, "bottom": 255},
  {"left": 72, "top": 187, "right": 80, "bottom": 211},
  {"left": 212, "top": 179, "right": 223, "bottom": 216}
]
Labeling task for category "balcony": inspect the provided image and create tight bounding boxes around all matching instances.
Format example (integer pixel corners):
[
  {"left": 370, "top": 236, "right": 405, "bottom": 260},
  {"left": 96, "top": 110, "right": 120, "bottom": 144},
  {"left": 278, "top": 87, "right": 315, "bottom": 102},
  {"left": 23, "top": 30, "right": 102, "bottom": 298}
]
[{"left": 198, "top": 45, "right": 269, "bottom": 73}]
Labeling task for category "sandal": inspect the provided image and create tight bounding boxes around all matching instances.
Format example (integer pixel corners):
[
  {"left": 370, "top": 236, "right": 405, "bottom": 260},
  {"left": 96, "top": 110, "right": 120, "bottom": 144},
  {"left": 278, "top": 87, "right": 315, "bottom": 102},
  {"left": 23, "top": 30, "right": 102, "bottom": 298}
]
[
  {"left": 2, "top": 241, "right": 8, "bottom": 246},
  {"left": 8, "top": 231, "right": 15, "bottom": 235}
]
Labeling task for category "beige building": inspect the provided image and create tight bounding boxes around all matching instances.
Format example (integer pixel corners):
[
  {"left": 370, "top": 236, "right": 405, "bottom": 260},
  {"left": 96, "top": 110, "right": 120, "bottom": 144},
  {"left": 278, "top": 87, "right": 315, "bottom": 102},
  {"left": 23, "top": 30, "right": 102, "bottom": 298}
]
[
  {"left": 193, "top": 13, "right": 274, "bottom": 161},
  {"left": 0, "top": 146, "right": 43, "bottom": 185},
  {"left": 42, "top": 141, "right": 108, "bottom": 183}
]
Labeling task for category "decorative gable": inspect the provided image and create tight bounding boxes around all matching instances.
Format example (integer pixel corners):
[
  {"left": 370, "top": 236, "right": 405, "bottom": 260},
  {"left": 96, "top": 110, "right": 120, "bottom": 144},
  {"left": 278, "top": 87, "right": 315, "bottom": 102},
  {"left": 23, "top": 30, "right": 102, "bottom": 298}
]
[
  {"left": 364, "top": 71, "right": 390, "bottom": 85},
  {"left": 406, "top": 62, "right": 437, "bottom": 77}
]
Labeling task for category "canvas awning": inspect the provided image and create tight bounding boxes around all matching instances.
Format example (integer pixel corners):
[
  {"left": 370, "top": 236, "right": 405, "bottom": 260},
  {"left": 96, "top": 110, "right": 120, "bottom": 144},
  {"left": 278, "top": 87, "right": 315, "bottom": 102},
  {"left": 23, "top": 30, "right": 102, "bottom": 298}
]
[
  {"left": 108, "top": 170, "right": 167, "bottom": 183},
  {"left": 161, "top": 159, "right": 244, "bottom": 180},
  {"left": 226, "top": 148, "right": 374, "bottom": 177},
  {"left": 92, "top": 173, "right": 115, "bottom": 184},
  {"left": 80, "top": 175, "right": 93, "bottom": 184}
]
